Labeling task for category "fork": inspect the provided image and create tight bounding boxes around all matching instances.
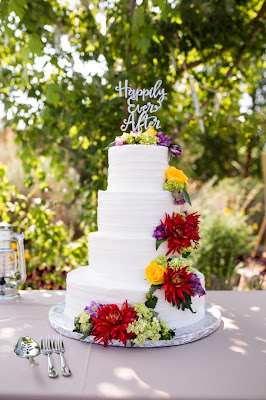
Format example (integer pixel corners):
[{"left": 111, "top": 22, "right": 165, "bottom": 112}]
[
  {"left": 52, "top": 335, "right": 71, "bottom": 377},
  {"left": 40, "top": 336, "right": 58, "bottom": 378}
]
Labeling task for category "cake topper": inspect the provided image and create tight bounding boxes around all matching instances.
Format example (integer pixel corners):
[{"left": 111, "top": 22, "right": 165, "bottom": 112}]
[{"left": 115, "top": 80, "right": 167, "bottom": 132}]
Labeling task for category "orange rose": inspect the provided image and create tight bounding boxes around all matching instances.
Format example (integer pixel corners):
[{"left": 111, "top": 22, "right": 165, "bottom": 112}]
[{"left": 165, "top": 166, "right": 188, "bottom": 184}]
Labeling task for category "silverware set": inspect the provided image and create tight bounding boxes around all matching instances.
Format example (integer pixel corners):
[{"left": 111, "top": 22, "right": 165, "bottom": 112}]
[
  {"left": 41, "top": 335, "right": 71, "bottom": 378},
  {"left": 14, "top": 335, "right": 71, "bottom": 378}
]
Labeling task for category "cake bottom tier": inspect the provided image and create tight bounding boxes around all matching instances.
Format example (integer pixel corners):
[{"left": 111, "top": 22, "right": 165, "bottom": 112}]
[{"left": 65, "top": 266, "right": 205, "bottom": 330}]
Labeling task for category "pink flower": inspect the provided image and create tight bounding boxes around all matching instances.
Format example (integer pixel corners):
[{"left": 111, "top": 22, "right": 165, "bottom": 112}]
[{"left": 115, "top": 136, "right": 126, "bottom": 146}]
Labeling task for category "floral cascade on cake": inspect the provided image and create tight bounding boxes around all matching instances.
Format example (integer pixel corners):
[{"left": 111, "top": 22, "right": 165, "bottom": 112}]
[{"left": 66, "top": 125, "right": 206, "bottom": 347}]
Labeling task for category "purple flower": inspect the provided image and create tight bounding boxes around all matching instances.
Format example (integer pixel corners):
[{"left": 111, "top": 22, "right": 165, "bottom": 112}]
[
  {"left": 153, "top": 223, "right": 167, "bottom": 240},
  {"left": 115, "top": 136, "right": 126, "bottom": 146},
  {"left": 173, "top": 191, "right": 188, "bottom": 205},
  {"left": 174, "top": 198, "right": 187, "bottom": 205},
  {"left": 157, "top": 131, "right": 173, "bottom": 147},
  {"left": 84, "top": 301, "right": 103, "bottom": 317},
  {"left": 190, "top": 273, "right": 206, "bottom": 297},
  {"left": 170, "top": 144, "right": 182, "bottom": 158}
]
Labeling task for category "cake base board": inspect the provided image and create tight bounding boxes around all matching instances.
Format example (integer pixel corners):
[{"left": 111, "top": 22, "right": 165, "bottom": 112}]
[{"left": 49, "top": 302, "right": 221, "bottom": 348}]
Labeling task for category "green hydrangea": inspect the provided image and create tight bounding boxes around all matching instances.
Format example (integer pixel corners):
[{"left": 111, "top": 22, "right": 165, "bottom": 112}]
[
  {"left": 73, "top": 310, "right": 92, "bottom": 335},
  {"left": 186, "top": 266, "right": 198, "bottom": 274},
  {"left": 121, "top": 132, "right": 136, "bottom": 144},
  {"left": 128, "top": 302, "right": 174, "bottom": 345},
  {"left": 78, "top": 311, "right": 91, "bottom": 331},
  {"left": 139, "top": 133, "right": 159, "bottom": 145},
  {"left": 131, "top": 301, "right": 154, "bottom": 320},
  {"left": 159, "top": 318, "right": 170, "bottom": 336},
  {"left": 164, "top": 179, "right": 187, "bottom": 193},
  {"left": 182, "top": 245, "right": 196, "bottom": 254},
  {"left": 153, "top": 255, "right": 168, "bottom": 267},
  {"left": 168, "top": 257, "right": 191, "bottom": 269},
  {"left": 168, "top": 257, "right": 198, "bottom": 274}
]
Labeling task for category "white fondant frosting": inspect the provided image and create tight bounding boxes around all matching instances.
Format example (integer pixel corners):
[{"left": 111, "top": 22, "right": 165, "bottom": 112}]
[
  {"left": 107, "top": 145, "right": 169, "bottom": 192},
  {"left": 65, "top": 143, "right": 206, "bottom": 336},
  {"left": 97, "top": 190, "right": 180, "bottom": 237},
  {"left": 88, "top": 232, "right": 170, "bottom": 281},
  {"left": 64, "top": 266, "right": 205, "bottom": 330}
]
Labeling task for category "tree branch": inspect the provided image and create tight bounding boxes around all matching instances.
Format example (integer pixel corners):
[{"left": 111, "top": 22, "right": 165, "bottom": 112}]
[
  {"left": 179, "top": 0, "right": 266, "bottom": 73},
  {"left": 129, "top": 0, "right": 136, "bottom": 17},
  {"left": 173, "top": 1, "right": 266, "bottom": 136},
  {"left": 249, "top": 0, "right": 266, "bottom": 26}
]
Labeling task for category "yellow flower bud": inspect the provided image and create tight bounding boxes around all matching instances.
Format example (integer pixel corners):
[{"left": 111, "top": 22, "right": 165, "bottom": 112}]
[
  {"left": 144, "top": 126, "right": 157, "bottom": 136},
  {"left": 145, "top": 262, "right": 167, "bottom": 285},
  {"left": 165, "top": 166, "right": 188, "bottom": 184},
  {"left": 12, "top": 242, "right": 17, "bottom": 250}
]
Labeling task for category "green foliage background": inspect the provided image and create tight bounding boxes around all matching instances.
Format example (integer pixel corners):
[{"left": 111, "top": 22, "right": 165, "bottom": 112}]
[{"left": 0, "top": 0, "right": 265, "bottom": 289}]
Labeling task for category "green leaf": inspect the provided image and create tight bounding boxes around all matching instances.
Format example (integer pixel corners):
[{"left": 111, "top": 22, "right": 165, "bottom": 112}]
[
  {"left": 45, "top": 84, "right": 60, "bottom": 107},
  {"left": 103, "top": 141, "right": 115, "bottom": 151},
  {"left": 8, "top": 0, "right": 26, "bottom": 19},
  {"left": 182, "top": 188, "right": 192, "bottom": 206},
  {"left": 160, "top": 329, "right": 175, "bottom": 341},
  {"left": 132, "top": 7, "right": 145, "bottom": 32},
  {"left": 80, "top": 322, "right": 93, "bottom": 340},
  {"left": 156, "top": 237, "right": 167, "bottom": 250},
  {"left": 145, "top": 295, "right": 158, "bottom": 309},
  {"left": 28, "top": 33, "right": 44, "bottom": 56},
  {"left": 20, "top": 47, "right": 30, "bottom": 63},
  {"left": 174, "top": 293, "right": 195, "bottom": 313},
  {"left": 150, "top": 284, "right": 163, "bottom": 292},
  {"left": 182, "top": 252, "right": 191, "bottom": 258}
]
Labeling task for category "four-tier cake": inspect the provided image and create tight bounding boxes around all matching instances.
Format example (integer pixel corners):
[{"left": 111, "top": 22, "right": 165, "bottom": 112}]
[{"left": 64, "top": 128, "right": 206, "bottom": 346}]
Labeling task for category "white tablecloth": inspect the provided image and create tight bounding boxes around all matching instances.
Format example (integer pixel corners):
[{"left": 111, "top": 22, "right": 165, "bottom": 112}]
[{"left": 0, "top": 290, "right": 266, "bottom": 400}]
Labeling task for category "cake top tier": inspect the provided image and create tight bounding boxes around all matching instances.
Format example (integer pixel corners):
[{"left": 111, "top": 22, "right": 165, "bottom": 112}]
[
  {"left": 106, "top": 126, "right": 184, "bottom": 193},
  {"left": 107, "top": 145, "right": 169, "bottom": 192}
]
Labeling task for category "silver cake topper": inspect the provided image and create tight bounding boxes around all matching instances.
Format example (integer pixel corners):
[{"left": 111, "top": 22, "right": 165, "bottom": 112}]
[{"left": 115, "top": 80, "right": 167, "bottom": 132}]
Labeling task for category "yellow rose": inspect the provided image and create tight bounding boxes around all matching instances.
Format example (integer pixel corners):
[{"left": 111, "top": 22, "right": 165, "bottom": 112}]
[
  {"left": 144, "top": 126, "right": 157, "bottom": 136},
  {"left": 145, "top": 262, "right": 167, "bottom": 285},
  {"left": 165, "top": 166, "right": 188, "bottom": 184}
]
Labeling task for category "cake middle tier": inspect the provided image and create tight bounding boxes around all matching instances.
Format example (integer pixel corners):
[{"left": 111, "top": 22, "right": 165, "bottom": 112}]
[
  {"left": 97, "top": 190, "right": 180, "bottom": 237},
  {"left": 88, "top": 232, "right": 170, "bottom": 281}
]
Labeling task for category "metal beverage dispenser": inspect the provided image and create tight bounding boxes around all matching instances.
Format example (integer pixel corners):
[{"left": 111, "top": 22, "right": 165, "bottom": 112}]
[{"left": 0, "top": 222, "right": 26, "bottom": 300}]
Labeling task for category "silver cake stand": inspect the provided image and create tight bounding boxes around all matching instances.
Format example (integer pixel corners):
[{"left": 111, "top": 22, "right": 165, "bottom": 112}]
[{"left": 49, "top": 302, "right": 222, "bottom": 348}]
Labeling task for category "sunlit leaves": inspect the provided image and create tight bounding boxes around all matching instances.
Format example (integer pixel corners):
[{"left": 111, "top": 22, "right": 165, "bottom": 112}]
[{"left": 0, "top": 0, "right": 265, "bottom": 233}]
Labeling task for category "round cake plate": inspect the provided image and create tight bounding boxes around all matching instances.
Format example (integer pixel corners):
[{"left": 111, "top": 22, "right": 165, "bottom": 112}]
[{"left": 49, "top": 302, "right": 222, "bottom": 348}]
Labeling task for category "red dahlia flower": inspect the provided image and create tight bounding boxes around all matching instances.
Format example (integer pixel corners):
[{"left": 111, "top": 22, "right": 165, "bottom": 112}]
[
  {"left": 164, "top": 212, "right": 200, "bottom": 255},
  {"left": 90, "top": 301, "right": 138, "bottom": 347},
  {"left": 161, "top": 266, "right": 194, "bottom": 306}
]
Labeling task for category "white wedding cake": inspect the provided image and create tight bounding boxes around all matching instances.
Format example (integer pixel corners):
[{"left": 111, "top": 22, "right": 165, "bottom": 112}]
[{"left": 65, "top": 142, "right": 205, "bottom": 333}]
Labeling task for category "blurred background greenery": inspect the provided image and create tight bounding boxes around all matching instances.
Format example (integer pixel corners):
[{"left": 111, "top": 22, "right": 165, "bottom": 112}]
[{"left": 0, "top": 0, "right": 265, "bottom": 290}]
